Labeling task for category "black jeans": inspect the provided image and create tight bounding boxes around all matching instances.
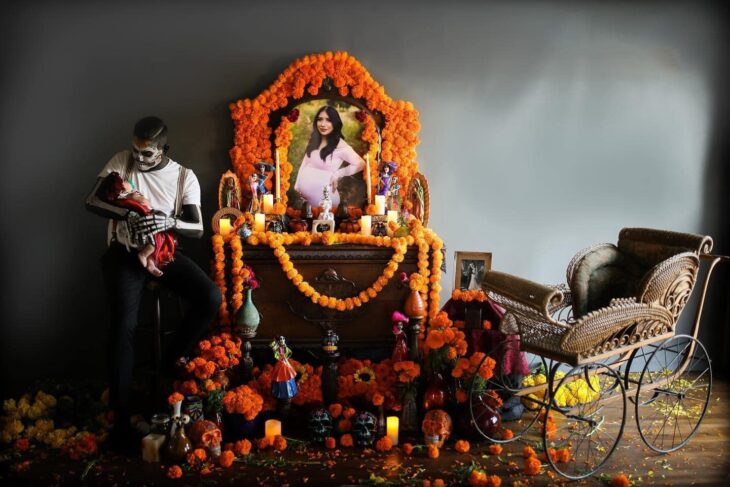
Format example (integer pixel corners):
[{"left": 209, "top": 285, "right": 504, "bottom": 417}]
[{"left": 101, "top": 243, "right": 221, "bottom": 430}]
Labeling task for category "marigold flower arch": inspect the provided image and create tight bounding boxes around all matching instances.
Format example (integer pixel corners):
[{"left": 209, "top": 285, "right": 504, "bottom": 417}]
[{"left": 228, "top": 51, "right": 421, "bottom": 207}]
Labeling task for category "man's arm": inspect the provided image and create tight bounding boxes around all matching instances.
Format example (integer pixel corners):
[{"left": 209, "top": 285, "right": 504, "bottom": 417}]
[
  {"left": 85, "top": 177, "right": 129, "bottom": 220},
  {"left": 174, "top": 204, "right": 204, "bottom": 238}
]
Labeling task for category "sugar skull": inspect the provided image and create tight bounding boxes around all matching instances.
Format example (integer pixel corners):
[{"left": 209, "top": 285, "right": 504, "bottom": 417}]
[
  {"left": 188, "top": 419, "right": 222, "bottom": 449},
  {"left": 351, "top": 411, "right": 377, "bottom": 447},
  {"left": 421, "top": 409, "right": 452, "bottom": 447},
  {"left": 308, "top": 407, "right": 333, "bottom": 443}
]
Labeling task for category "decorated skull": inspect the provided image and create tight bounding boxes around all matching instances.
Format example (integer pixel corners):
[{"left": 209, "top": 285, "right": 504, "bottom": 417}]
[
  {"left": 188, "top": 419, "right": 222, "bottom": 449},
  {"left": 351, "top": 411, "right": 377, "bottom": 447},
  {"left": 308, "top": 407, "right": 333, "bottom": 443}
]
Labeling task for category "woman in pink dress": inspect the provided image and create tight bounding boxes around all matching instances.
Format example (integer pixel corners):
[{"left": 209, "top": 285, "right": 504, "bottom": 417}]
[{"left": 294, "top": 106, "right": 365, "bottom": 208}]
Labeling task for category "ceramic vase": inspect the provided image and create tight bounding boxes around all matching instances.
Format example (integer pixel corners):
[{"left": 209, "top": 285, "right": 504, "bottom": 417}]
[
  {"left": 404, "top": 289, "right": 426, "bottom": 319},
  {"left": 235, "top": 289, "right": 260, "bottom": 338}
]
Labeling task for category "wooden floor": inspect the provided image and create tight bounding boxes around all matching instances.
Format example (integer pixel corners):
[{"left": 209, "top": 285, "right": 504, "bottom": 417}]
[{"left": 3, "top": 380, "right": 730, "bottom": 486}]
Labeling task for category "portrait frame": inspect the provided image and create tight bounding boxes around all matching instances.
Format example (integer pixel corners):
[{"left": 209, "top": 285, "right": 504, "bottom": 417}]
[
  {"left": 453, "top": 252, "right": 493, "bottom": 292},
  {"left": 228, "top": 51, "right": 421, "bottom": 212}
]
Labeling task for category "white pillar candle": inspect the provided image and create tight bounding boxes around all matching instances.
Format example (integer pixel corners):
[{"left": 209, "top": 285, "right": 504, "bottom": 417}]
[
  {"left": 374, "top": 195, "right": 386, "bottom": 215},
  {"left": 142, "top": 433, "right": 166, "bottom": 463},
  {"left": 360, "top": 215, "right": 372, "bottom": 236},
  {"left": 386, "top": 416, "right": 399, "bottom": 446},
  {"left": 263, "top": 194, "right": 274, "bottom": 214},
  {"left": 219, "top": 219, "right": 232, "bottom": 236},
  {"left": 265, "top": 419, "right": 281, "bottom": 441},
  {"left": 254, "top": 213, "right": 266, "bottom": 233},
  {"left": 275, "top": 150, "right": 281, "bottom": 201},
  {"left": 386, "top": 210, "right": 398, "bottom": 224}
]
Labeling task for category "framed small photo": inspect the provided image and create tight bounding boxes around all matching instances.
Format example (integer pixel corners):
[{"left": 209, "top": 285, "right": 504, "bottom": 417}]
[{"left": 454, "top": 252, "right": 492, "bottom": 291}]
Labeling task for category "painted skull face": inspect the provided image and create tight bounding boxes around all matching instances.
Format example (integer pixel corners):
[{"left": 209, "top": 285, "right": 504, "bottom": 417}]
[
  {"left": 352, "top": 411, "right": 377, "bottom": 447},
  {"left": 308, "top": 408, "right": 333, "bottom": 443},
  {"left": 132, "top": 138, "right": 163, "bottom": 171}
]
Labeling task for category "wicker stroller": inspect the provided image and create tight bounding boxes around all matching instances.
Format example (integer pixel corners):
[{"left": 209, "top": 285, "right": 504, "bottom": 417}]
[{"left": 468, "top": 228, "right": 727, "bottom": 479}]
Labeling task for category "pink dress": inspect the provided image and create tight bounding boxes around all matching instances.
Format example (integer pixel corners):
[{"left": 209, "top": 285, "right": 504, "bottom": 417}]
[{"left": 294, "top": 139, "right": 363, "bottom": 208}]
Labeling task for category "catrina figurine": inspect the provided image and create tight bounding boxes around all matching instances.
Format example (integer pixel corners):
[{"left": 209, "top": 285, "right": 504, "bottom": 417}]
[{"left": 270, "top": 336, "right": 298, "bottom": 402}]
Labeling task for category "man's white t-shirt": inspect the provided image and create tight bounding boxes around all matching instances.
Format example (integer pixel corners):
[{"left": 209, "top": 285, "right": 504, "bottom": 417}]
[{"left": 99, "top": 150, "right": 201, "bottom": 248}]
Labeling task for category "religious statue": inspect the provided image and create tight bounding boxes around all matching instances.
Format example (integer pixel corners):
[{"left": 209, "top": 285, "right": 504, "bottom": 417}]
[{"left": 222, "top": 177, "right": 240, "bottom": 209}]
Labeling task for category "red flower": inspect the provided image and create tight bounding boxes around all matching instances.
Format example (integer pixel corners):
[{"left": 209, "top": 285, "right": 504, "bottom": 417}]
[
  {"left": 287, "top": 109, "right": 300, "bottom": 122},
  {"left": 14, "top": 438, "right": 30, "bottom": 452},
  {"left": 167, "top": 465, "right": 183, "bottom": 479},
  {"left": 355, "top": 110, "right": 367, "bottom": 122}
]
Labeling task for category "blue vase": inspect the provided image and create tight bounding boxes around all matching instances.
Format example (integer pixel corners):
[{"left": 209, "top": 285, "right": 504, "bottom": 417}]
[{"left": 235, "top": 288, "right": 260, "bottom": 338}]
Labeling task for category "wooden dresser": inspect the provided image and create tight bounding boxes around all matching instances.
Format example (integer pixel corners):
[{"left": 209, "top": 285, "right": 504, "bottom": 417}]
[{"left": 243, "top": 244, "right": 424, "bottom": 351}]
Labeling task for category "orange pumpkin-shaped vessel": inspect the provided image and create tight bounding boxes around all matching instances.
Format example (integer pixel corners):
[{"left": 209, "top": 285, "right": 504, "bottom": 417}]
[{"left": 421, "top": 409, "right": 452, "bottom": 447}]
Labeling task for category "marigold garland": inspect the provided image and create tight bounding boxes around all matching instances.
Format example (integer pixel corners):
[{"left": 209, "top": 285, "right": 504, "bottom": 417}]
[{"left": 211, "top": 216, "right": 444, "bottom": 321}]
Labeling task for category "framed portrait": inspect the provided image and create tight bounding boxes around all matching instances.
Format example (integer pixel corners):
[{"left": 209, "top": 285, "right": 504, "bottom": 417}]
[
  {"left": 285, "top": 99, "right": 370, "bottom": 211},
  {"left": 454, "top": 252, "right": 492, "bottom": 291}
]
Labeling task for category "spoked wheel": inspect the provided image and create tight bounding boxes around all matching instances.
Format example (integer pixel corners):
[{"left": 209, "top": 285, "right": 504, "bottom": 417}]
[
  {"left": 543, "top": 362, "right": 626, "bottom": 480},
  {"left": 635, "top": 334, "right": 712, "bottom": 453},
  {"left": 468, "top": 338, "right": 546, "bottom": 443}
]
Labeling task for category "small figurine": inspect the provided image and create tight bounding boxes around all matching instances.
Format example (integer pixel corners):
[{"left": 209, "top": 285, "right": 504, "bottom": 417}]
[
  {"left": 377, "top": 161, "right": 398, "bottom": 197},
  {"left": 387, "top": 175, "right": 400, "bottom": 210},
  {"left": 247, "top": 173, "right": 260, "bottom": 213},
  {"left": 319, "top": 185, "right": 334, "bottom": 221},
  {"left": 391, "top": 311, "right": 409, "bottom": 362},
  {"left": 270, "top": 336, "right": 298, "bottom": 404},
  {"left": 254, "top": 161, "right": 276, "bottom": 208}
]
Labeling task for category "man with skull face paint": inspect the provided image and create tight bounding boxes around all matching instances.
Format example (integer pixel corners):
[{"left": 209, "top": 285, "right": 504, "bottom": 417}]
[{"left": 86, "top": 116, "right": 221, "bottom": 452}]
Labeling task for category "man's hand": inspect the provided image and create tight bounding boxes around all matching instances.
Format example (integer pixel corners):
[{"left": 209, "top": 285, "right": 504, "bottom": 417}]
[{"left": 127, "top": 212, "right": 175, "bottom": 246}]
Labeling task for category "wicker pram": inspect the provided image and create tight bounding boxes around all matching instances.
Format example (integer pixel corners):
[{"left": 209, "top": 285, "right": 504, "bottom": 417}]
[{"left": 468, "top": 228, "right": 727, "bottom": 479}]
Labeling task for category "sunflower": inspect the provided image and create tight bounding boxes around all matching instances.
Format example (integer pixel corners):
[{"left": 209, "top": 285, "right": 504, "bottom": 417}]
[{"left": 353, "top": 366, "right": 376, "bottom": 385}]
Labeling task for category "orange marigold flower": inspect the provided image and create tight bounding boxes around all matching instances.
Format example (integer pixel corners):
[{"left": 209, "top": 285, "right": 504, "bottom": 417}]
[
  {"left": 375, "top": 436, "right": 393, "bottom": 452},
  {"left": 425, "top": 330, "right": 445, "bottom": 350},
  {"left": 402, "top": 442, "right": 414, "bottom": 455},
  {"left": 454, "top": 439, "right": 470, "bottom": 453},
  {"left": 372, "top": 393, "right": 385, "bottom": 406},
  {"left": 455, "top": 388, "right": 468, "bottom": 403},
  {"left": 485, "top": 474, "right": 501, "bottom": 487},
  {"left": 167, "top": 392, "right": 184, "bottom": 405},
  {"left": 273, "top": 435, "right": 287, "bottom": 451},
  {"left": 488, "top": 444, "right": 503, "bottom": 455},
  {"left": 523, "top": 446, "right": 536, "bottom": 458},
  {"left": 256, "top": 437, "right": 271, "bottom": 450},
  {"left": 469, "top": 469, "right": 487, "bottom": 486},
  {"left": 482, "top": 320, "right": 492, "bottom": 330},
  {"left": 610, "top": 474, "right": 631, "bottom": 487},
  {"left": 427, "top": 444, "right": 440, "bottom": 459},
  {"left": 219, "top": 450, "right": 234, "bottom": 468},
  {"left": 557, "top": 447, "right": 571, "bottom": 463},
  {"left": 324, "top": 436, "right": 336, "bottom": 449},
  {"left": 338, "top": 419, "right": 352, "bottom": 432},
  {"left": 340, "top": 434, "right": 354, "bottom": 447},
  {"left": 432, "top": 479, "right": 445, "bottom": 487},
  {"left": 524, "top": 456, "right": 542, "bottom": 475},
  {"left": 342, "top": 407, "right": 356, "bottom": 419},
  {"left": 328, "top": 403, "right": 343, "bottom": 418},
  {"left": 234, "top": 439, "right": 252, "bottom": 456},
  {"left": 502, "top": 428, "right": 514, "bottom": 440},
  {"left": 167, "top": 465, "right": 183, "bottom": 479}
]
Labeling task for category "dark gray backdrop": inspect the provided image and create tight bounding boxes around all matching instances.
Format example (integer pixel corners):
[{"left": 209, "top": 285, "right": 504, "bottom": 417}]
[{"left": 1, "top": 0, "right": 728, "bottom": 395}]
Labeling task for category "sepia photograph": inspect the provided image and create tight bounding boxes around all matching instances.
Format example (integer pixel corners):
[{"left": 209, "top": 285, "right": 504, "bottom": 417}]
[{"left": 454, "top": 251, "right": 492, "bottom": 291}]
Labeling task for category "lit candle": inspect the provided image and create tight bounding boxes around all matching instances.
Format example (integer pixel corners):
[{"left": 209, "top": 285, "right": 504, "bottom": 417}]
[
  {"left": 374, "top": 195, "right": 386, "bottom": 215},
  {"left": 254, "top": 213, "right": 265, "bottom": 233},
  {"left": 386, "top": 416, "right": 399, "bottom": 446},
  {"left": 263, "top": 194, "right": 274, "bottom": 214},
  {"left": 386, "top": 210, "right": 398, "bottom": 224},
  {"left": 275, "top": 149, "right": 281, "bottom": 201},
  {"left": 265, "top": 419, "right": 281, "bottom": 441},
  {"left": 360, "top": 215, "right": 372, "bottom": 236},
  {"left": 219, "top": 218, "right": 232, "bottom": 236},
  {"left": 142, "top": 433, "right": 166, "bottom": 463},
  {"left": 365, "top": 153, "right": 372, "bottom": 203}
]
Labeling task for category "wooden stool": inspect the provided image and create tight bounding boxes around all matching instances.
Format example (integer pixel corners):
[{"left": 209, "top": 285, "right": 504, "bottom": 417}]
[{"left": 136, "top": 281, "right": 179, "bottom": 402}]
